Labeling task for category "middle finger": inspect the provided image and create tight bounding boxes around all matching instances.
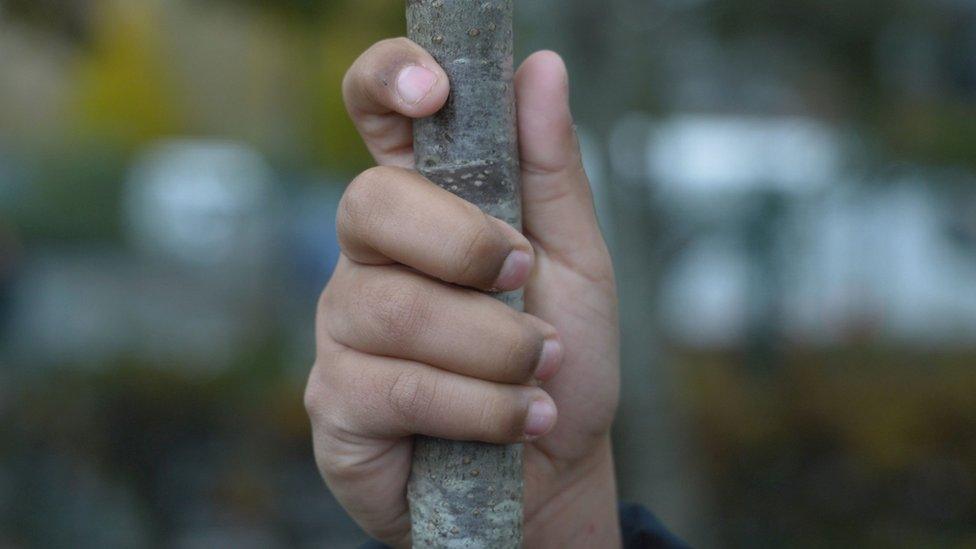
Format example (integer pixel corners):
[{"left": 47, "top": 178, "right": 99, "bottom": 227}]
[{"left": 323, "top": 259, "right": 564, "bottom": 385}]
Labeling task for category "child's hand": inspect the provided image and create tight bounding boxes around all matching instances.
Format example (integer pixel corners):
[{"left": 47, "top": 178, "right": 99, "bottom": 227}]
[{"left": 305, "top": 38, "right": 621, "bottom": 548}]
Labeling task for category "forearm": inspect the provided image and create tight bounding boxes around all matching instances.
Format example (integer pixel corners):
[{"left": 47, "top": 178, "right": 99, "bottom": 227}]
[{"left": 524, "top": 437, "right": 622, "bottom": 549}]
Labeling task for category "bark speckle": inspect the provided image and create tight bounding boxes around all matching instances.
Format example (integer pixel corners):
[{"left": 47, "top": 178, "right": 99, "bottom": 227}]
[{"left": 406, "top": 1, "right": 523, "bottom": 548}]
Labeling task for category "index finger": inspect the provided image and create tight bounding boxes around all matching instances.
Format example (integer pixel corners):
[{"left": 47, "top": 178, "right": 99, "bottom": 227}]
[{"left": 343, "top": 37, "right": 450, "bottom": 168}]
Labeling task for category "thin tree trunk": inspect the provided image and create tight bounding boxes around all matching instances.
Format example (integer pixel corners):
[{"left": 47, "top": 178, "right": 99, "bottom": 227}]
[{"left": 406, "top": 1, "right": 523, "bottom": 547}]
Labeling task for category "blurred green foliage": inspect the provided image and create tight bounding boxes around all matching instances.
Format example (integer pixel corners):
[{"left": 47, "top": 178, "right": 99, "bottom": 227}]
[
  {"left": 3, "top": 1, "right": 976, "bottom": 546},
  {"left": 683, "top": 348, "right": 976, "bottom": 546},
  {"left": 6, "top": 0, "right": 406, "bottom": 173},
  {"left": 4, "top": 0, "right": 413, "bottom": 244},
  {"left": 16, "top": 146, "right": 129, "bottom": 242},
  {"left": 707, "top": 0, "right": 976, "bottom": 169}
]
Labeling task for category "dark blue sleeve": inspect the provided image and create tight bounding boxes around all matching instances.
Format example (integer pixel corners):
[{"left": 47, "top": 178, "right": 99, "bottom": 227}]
[
  {"left": 618, "top": 502, "right": 692, "bottom": 548},
  {"left": 360, "top": 503, "right": 690, "bottom": 548}
]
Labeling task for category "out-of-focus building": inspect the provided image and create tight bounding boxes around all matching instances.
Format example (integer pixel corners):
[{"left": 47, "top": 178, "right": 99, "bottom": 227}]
[
  {"left": 613, "top": 114, "right": 976, "bottom": 348},
  {"left": 6, "top": 140, "right": 345, "bottom": 375}
]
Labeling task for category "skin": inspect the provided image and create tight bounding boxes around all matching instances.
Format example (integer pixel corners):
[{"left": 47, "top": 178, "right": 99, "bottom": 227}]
[{"left": 304, "top": 38, "right": 621, "bottom": 548}]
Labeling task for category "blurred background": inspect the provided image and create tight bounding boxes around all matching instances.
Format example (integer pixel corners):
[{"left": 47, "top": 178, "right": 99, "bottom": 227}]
[{"left": 1, "top": 0, "right": 975, "bottom": 546}]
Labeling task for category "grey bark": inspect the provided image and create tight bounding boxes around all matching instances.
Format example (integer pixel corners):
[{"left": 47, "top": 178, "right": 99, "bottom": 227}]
[{"left": 406, "top": 1, "right": 523, "bottom": 548}]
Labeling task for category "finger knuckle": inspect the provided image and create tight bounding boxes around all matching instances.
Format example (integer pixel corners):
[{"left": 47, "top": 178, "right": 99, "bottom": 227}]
[
  {"left": 352, "top": 38, "right": 416, "bottom": 98},
  {"left": 338, "top": 167, "right": 391, "bottom": 240},
  {"left": 502, "top": 323, "right": 545, "bottom": 383},
  {"left": 306, "top": 346, "right": 364, "bottom": 426},
  {"left": 303, "top": 369, "right": 325, "bottom": 419},
  {"left": 317, "top": 281, "right": 355, "bottom": 350},
  {"left": 317, "top": 280, "right": 341, "bottom": 321},
  {"left": 308, "top": 358, "right": 379, "bottom": 482},
  {"left": 455, "top": 215, "right": 505, "bottom": 284},
  {"left": 371, "top": 38, "right": 418, "bottom": 75},
  {"left": 376, "top": 36, "right": 414, "bottom": 52},
  {"left": 476, "top": 392, "right": 525, "bottom": 442},
  {"left": 342, "top": 59, "right": 372, "bottom": 108},
  {"left": 314, "top": 435, "right": 367, "bottom": 484},
  {"left": 387, "top": 369, "right": 435, "bottom": 426},
  {"left": 341, "top": 60, "right": 357, "bottom": 98},
  {"left": 316, "top": 446, "right": 356, "bottom": 483},
  {"left": 360, "top": 275, "right": 432, "bottom": 348},
  {"left": 304, "top": 361, "right": 336, "bottom": 422}
]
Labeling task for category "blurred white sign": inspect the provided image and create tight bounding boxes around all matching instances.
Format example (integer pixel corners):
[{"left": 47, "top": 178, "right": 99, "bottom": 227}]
[
  {"left": 647, "top": 115, "right": 842, "bottom": 199},
  {"left": 124, "top": 140, "right": 274, "bottom": 267}
]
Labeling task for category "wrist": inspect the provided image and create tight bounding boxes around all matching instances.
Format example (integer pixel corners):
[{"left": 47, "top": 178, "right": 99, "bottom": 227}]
[{"left": 524, "top": 437, "right": 621, "bottom": 548}]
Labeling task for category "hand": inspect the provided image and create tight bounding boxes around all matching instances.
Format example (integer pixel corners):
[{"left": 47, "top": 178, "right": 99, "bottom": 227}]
[{"left": 304, "top": 38, "right": 621, "bottom": 548}]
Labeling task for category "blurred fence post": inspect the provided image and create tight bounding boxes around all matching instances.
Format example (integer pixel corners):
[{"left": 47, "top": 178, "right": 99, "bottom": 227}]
[{"left": 600, "top": 113, "right": 711, "bottom": 546}]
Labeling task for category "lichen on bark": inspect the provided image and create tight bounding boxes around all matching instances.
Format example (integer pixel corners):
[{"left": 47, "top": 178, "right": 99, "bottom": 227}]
[{"left": 406, "top": 1, "right": 524, "bottom": 547}]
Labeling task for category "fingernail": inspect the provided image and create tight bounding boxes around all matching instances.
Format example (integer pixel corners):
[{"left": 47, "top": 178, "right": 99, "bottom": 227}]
[
  {"left": 524, "top": 399, "right": 557, "bottom": 439},
  {"left": 534, "top": 338, "right": 563, "bottom": 381},
  {"left": 494, "top": 250, "right": 532, "bottom": 291},
  {"left": 397, "top": 65, "right": 438, "bottom": 105}
]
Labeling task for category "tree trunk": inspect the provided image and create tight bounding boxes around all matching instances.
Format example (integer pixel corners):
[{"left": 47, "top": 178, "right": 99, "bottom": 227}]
[{"left": 406, "top": 1, "right": 523, "bottom": 547}]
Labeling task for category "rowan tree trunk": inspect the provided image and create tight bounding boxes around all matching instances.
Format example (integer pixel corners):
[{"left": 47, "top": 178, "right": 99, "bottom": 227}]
[{"left": 405, "top": 1, "right": 524, "bottom": 547}]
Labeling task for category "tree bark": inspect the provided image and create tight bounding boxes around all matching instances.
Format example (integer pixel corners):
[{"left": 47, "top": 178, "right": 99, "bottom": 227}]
[{"left": 406, "top": 1, "right": 523, "bottom": 547}]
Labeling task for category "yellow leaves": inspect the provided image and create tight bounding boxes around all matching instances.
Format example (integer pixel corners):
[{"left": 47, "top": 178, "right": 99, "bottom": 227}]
[
  {"left": 309, "top": 0, "right": 405, "bottom": 170},
  {"left": 70, "top": 0, "right": 180, "bottom": 147},
  {"left": 39, "top": 0, "right": 411, "bottom": 167},
  {"left": 683, "top": 357, "right": 787, "bottom": 454},
  {"left": 680, "top": 349, "right": 976, "bottom": 472}
]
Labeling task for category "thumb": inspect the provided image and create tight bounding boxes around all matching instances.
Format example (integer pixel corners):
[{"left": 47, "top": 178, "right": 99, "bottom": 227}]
[{"left": 515, "top": 51, "right": 608, "bottom": 274}]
